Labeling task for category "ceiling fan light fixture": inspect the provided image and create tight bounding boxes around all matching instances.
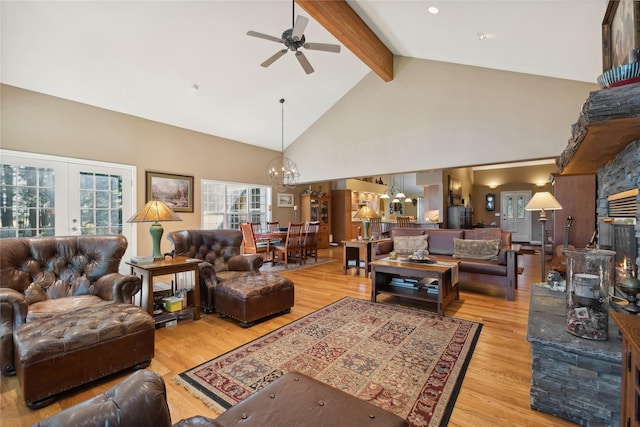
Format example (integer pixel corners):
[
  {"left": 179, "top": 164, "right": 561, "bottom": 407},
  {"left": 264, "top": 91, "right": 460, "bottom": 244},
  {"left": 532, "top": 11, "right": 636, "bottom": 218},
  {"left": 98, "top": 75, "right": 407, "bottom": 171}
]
[{"left": 246, "top": 0, "right": 341, "bottom": 74}]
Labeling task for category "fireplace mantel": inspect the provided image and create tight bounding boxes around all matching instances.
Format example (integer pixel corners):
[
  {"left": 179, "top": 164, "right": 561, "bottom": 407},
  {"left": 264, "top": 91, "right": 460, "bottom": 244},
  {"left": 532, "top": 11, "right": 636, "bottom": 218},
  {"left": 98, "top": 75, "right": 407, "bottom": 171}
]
[{"left": 557, "top": 83, "right": 640, "bottom": 175}]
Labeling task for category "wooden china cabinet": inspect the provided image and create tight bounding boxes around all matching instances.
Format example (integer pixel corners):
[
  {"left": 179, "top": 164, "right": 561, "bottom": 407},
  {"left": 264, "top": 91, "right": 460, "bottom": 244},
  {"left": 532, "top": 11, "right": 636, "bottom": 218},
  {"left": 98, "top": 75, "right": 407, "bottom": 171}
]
[{"left": 300, "top": 194, "right": 330, "bottom": 248}]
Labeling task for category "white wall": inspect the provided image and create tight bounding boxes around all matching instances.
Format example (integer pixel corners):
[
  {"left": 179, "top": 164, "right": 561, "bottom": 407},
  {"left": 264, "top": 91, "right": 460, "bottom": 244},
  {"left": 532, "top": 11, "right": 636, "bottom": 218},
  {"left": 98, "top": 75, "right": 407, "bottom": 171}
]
[{"left": 287, "top": 56, "right": 597, "bottom": 183}]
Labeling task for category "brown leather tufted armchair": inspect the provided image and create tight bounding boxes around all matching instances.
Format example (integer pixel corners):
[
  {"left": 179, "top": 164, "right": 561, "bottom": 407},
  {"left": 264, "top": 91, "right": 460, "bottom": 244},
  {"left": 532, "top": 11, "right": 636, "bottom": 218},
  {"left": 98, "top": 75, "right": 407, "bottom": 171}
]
[
  {"left": 0, "top": 235, "right": 142, "bottom": 376},
  {"left": 166, "top": 229, "right": 263, "bottom": 313}
]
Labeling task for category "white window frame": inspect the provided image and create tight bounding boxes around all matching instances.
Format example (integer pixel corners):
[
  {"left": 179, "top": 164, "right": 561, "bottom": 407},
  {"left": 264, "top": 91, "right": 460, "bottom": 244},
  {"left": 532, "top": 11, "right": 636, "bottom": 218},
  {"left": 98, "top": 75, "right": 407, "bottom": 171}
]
[{"left": 201, "top": 179, "right": 271, "bottom": 230}]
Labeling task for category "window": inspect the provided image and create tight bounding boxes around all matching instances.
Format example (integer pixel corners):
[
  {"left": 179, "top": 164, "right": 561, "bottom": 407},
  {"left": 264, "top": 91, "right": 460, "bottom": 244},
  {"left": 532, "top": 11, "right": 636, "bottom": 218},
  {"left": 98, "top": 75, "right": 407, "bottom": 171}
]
[
  {"left": 202, "top": 180, "right": 271, "bottom": 230},
  {"left": 79, "top": 172, "right": 123, "bottom": 235},
  {"left": 0, "top": 164, "right": 55, "bottom": 238},
  {"left": 0, "top": 150, "right": 135, "bottom": 266}
]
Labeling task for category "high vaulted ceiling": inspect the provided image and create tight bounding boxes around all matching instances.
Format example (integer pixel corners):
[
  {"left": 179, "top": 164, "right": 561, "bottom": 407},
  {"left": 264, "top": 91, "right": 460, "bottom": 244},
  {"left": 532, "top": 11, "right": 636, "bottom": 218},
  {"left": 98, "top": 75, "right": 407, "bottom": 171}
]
[{"left": 2, "top": 1, "right": 607, "bottom": 152}]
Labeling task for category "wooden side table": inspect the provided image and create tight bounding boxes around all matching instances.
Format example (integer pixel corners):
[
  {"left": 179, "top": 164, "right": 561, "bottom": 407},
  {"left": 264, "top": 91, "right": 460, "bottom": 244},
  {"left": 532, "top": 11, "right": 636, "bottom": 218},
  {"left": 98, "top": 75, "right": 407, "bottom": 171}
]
[
  {"left": 126, "top": 256, "right": 201, "bottom": 320},
  {"left": 342, "top": 238, "right": 390, "bottom": 275}
]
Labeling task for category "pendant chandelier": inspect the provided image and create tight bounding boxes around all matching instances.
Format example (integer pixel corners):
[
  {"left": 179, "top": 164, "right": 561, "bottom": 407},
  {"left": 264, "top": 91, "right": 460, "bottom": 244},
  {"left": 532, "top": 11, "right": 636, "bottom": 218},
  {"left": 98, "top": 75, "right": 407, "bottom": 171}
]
[{"left": 266, "top": 98, "right": 300, "bottom": 192}]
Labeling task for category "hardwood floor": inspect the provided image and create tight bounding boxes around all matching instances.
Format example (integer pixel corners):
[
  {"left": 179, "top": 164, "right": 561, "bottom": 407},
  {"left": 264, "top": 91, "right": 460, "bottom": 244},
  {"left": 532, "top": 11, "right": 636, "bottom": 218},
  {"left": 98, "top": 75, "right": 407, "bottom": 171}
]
[{"left": 0, "top": 247, "right": 579, "bottom": 426}]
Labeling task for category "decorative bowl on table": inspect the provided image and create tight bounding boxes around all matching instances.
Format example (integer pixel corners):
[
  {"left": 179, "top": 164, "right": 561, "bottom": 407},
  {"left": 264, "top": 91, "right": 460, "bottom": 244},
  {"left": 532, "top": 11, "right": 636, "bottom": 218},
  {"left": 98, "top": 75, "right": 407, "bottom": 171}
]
[{"left": 597, "top": 62, "right": 640, "bottom": 89}]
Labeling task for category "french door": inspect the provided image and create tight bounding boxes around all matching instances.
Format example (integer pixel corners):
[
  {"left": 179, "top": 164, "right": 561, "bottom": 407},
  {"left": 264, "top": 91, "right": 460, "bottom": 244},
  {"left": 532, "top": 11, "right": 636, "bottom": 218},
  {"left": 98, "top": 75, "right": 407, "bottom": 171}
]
[
  {"left": 0, "top": 150, "right": 136, "bottom": 266},
  {"left": 500, "top": 191, "right": 531, "bottom": 242}
]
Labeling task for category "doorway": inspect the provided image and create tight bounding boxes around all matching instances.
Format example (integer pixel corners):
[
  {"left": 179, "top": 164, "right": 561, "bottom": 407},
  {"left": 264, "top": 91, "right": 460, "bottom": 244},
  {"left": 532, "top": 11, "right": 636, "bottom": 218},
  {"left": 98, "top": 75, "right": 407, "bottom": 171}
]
[
  {"left": 500, "top": 191, "right": 532, "bottom": 242},
  {"left": 1, "top": 150, "right": 136, "bottom": 268}
]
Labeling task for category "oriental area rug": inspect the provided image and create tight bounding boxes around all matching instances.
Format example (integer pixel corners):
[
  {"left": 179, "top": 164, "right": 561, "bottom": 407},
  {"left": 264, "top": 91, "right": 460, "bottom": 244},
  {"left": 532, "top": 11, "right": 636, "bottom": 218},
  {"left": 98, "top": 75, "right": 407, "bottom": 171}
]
[{"left": 175, "top": 297, "right": 482, "bottom": 427}]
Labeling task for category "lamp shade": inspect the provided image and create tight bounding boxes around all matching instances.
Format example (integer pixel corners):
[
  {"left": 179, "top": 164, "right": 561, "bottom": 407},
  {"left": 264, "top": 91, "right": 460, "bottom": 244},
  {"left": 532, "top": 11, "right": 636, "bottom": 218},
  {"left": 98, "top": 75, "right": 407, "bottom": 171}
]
[
  {"left": 353, "top": 205, "right": 379, "bottom": 219},
  {"left": 127, "top": 200, "right": 183, "bottom": 223},
  {"left": 524, "top": 192, "right": 563, "bottom": 211}
]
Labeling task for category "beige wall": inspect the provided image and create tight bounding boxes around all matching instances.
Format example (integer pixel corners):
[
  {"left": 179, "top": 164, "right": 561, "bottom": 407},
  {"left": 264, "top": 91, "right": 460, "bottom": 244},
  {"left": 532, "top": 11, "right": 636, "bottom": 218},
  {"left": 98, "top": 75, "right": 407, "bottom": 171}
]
[
  {"left": 471, "top": 163, "right": 558, "bottom": 230},
  {"left": 1, "top": 84, "right": 278, "bottom": 254},
  {"left": 287, "top": 56, "right": 597, "bottom": 183}
]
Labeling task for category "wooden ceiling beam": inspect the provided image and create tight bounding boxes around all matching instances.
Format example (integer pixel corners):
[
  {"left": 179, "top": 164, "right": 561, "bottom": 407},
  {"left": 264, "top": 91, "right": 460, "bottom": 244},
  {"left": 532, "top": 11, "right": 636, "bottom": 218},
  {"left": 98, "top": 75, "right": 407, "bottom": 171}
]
[{"left": 295, "top": 0, "right": 394, "bottom": 82}]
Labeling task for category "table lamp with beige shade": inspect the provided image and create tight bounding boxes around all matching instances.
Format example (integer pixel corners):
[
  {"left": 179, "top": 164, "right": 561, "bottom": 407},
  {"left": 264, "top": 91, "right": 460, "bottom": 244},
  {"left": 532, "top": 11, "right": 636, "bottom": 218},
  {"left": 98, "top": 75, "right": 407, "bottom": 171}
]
[
  {"left": 128, "top": 200, "right": 182, "bottom": 260},
  {"left": 353, "top": 205, "right": 379, "bottom": 240}
]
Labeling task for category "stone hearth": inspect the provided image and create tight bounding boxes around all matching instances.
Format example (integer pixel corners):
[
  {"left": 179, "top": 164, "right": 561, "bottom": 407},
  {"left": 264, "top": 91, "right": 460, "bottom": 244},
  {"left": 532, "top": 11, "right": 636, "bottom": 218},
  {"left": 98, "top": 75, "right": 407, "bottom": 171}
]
[{"left": 527, "top": 285, "right": 621, "bottom": 426}]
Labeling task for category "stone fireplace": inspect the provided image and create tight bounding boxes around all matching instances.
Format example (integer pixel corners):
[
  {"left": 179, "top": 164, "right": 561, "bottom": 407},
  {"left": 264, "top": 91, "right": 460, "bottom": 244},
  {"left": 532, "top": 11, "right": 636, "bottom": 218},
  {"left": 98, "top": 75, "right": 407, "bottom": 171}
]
[{"left": 527, "top": 84, "right": 640, "bottom": 426}]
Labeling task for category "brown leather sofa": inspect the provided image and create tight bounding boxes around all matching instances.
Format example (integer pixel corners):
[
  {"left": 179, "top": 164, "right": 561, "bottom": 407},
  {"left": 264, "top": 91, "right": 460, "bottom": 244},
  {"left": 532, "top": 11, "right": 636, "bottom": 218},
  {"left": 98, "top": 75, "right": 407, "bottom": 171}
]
[
  {"left": 377, "top": 228, "right": 522, "bottom": 300},
  {"left": 166, "top": 229, "right": 263, "bottom": 313},
  {"left": 34, "top": 370, "right": 408, "bottom": 427},
  {"left": 0, "top": 235, "right": 143, "bottom": 376}
]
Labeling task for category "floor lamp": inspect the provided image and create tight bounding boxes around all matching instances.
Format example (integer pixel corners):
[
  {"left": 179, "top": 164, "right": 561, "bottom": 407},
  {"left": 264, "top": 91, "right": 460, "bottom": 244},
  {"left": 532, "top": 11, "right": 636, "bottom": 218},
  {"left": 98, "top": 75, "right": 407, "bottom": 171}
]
[
  {"left": 128, "top": 200, "right": 183, "bottom": 259},
  {"left": 525, "top": 192, "right": 563, "bottom": 283}
]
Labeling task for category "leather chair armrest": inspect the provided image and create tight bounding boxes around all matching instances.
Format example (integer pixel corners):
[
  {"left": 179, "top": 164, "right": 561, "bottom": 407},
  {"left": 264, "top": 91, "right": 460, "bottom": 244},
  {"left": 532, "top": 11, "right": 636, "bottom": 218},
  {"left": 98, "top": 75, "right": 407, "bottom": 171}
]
[
  {"left": 0, "top": 288, "right": 28, "bottom": 326},
  {"left": 228, "top": 254, "right": 263, "bottom": 272},
  {"left": 94, "top": 273, "right": 142, "bottom": 303},
  {"left": 376, "top": 240, "right": 394, "bottom": 255},
  {"left": 198, "top": 261, "right": 218, "bottom": 286},
  {"left": 0, "top": 288, "right": 28, "bottom": 375},
  {"left": 33, "top": 370, "right": 173, "bottom": 427}
]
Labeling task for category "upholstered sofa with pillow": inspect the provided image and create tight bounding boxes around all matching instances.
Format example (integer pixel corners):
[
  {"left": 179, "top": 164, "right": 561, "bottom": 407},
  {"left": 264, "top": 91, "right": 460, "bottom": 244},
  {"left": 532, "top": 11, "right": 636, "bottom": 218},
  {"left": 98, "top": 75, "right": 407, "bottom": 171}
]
[
  {"left": 166, "top": 229, "right": 264, "bottom": 313},
  {"left": 376, "top": 228, "right": 522, "bottom": 300}
]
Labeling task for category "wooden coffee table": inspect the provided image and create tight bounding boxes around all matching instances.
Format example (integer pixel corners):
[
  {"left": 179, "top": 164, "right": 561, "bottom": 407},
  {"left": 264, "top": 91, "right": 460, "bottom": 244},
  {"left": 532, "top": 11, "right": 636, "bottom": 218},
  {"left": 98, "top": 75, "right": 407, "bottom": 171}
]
[{"left": 370, "top": 258, "right": 460, "bottom": 315}]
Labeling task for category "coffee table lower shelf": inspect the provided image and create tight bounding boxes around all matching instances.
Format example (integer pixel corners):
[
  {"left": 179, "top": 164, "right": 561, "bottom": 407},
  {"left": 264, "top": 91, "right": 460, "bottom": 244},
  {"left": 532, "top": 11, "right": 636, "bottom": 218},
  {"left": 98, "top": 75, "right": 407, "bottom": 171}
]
[{"left": 370, "top": 260, "right": 459, "bottom": 315}]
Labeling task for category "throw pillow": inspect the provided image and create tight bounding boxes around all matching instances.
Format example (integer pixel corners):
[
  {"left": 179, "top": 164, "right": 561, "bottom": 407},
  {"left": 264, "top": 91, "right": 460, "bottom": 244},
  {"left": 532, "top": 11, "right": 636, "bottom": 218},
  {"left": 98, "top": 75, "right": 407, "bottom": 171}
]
[
  {"left": 471, "top": 228, "right": 503, "bottom": 243},
  {"left": 394, "top": 235, "right": 429, "bottom": 254},
  {"left": 453, "top": 238, "right": 501, "bottom": 260}
]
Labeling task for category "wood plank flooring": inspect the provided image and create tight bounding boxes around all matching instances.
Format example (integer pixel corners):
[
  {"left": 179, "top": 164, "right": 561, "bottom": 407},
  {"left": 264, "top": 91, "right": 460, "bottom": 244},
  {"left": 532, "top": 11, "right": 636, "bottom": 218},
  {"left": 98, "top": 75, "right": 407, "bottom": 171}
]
[{"left": 0, "top": 247, "right": 580, "bottom": 426}]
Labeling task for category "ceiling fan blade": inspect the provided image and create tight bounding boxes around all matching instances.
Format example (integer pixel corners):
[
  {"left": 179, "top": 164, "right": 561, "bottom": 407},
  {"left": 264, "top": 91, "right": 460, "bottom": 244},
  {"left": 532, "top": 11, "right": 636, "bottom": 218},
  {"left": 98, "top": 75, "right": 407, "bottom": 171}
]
[
  {"left": 295, "top": 51, "right": 314, "bottom": 74},
  {"left": 247, "top": 30, "right": 283, "bottom": 44},
  {"left": 261, "top": 49, "right": 288, "bottom": 67},
  {"left": 303, "top": 42, "right": 341, "bottom": 53},
  {"left": 291, "top": 15, "right": 308, "bottom": 41}
]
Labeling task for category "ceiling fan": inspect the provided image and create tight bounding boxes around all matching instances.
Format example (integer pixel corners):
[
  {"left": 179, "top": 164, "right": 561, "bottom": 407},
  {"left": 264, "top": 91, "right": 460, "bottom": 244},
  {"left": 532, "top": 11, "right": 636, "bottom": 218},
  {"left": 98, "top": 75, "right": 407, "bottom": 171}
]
[{"left": 246, "top": 0, "right": 341, "bottom": 74}]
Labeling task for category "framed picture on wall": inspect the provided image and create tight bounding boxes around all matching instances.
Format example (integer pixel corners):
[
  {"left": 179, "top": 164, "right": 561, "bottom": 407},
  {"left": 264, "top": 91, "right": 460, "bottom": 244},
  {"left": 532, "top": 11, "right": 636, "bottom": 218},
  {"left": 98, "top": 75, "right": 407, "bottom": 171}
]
[
  {"left": 146, "top": 171, "right": 194, "bottom": 212},
  {"left": 277, "top": 193, "right": 294, "bottom": 207},
  {"left": 602, "top": 0, "right": 640, "bottom": 71}
]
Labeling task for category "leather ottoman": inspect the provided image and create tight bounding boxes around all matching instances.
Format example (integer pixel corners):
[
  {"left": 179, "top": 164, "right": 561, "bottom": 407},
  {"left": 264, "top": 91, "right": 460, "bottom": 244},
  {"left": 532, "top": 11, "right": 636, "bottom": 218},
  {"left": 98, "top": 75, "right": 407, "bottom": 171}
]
[
  {"left": 14, "top": 303, "right": 154, "bottom": 408},
  {"left": 211, "top": 372, "right": 409, "bottom": 426},
  {"left": 214, "top": 273, "right": 294, "bottom": 327}
]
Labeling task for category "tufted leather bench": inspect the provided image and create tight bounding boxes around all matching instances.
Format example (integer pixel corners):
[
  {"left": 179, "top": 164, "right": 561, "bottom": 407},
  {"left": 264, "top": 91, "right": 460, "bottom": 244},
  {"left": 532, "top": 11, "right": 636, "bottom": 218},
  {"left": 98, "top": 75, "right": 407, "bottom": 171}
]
[
  {"left": 214, "top": 273, "right": 294, "bottom": 327},
  {"left": 211, "top": 372, "right": 409, "bottom": 426},
  {"left": 14, "top": 302, "right": 154, "bottom": 408},
  {"left": 34, "top": 370, "right": 408, "bottom": 427}
]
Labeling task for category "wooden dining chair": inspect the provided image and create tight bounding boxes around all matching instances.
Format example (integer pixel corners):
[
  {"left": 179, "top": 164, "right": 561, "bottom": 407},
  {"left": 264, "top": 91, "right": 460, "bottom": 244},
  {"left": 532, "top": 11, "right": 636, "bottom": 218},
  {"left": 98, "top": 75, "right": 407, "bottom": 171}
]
[
  {"left": 240, "top": 223, "right": 273, "bottom": 264},
  {"left": 273, "top": 222, "right": 304, "bottom": 268},
  {"left": 266, "top": 221, "right": 283, "bottom": 244},
  {"left": 302, "top": 221, "right": 320, "bottom": 264},
  {"left": 369, "top": 217, "right": 383, "bottom": 239},
  {"left": 396, "top": 216, "right": 413, "bottom": 228}
]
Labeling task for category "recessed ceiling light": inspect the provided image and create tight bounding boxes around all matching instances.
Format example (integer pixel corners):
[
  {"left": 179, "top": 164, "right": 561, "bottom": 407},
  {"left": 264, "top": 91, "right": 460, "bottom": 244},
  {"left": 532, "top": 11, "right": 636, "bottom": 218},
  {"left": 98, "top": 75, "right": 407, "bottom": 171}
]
[
  {"left": 191, "top": 84, "right": 199, "bottom": 91},
  {"left": 477, "top": 33, "right": 488, "bottom": 40},
  {"left": 427, "top": 6, "right": 439, "bottom": 14}
]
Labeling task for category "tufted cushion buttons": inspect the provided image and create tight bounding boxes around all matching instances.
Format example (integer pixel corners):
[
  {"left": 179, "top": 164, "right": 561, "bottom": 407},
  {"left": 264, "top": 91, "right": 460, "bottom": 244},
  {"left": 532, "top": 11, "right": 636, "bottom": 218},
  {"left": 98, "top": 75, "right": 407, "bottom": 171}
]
[
  {"left": 270, "top": 393, "right": 275, "bottom": 398},
  {"left": 16, "top": 303, "right": 154, "bottom": 364},
  {"left": 318, "top": 400, "right": 325, "bottom": 406},
  {"left": 241, "top": 413, "right": 248, "bottom": 420}
]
